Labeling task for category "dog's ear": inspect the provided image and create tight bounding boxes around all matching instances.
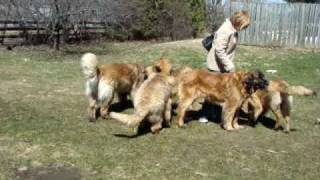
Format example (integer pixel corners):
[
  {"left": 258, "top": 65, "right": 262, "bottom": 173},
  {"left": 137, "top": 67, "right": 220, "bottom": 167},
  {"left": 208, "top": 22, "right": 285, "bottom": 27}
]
[
  {"left": 145, "top": 66, "right": 155, "bottom": 78},
  {"left": 243, "top": 73, "right": 254, "bottom": 86},
  {"left": 253, "top": 70, "right": 269, "bottom": 89},
  {"left": 154, "top": 65, "right": 162, "bottom": 73}
]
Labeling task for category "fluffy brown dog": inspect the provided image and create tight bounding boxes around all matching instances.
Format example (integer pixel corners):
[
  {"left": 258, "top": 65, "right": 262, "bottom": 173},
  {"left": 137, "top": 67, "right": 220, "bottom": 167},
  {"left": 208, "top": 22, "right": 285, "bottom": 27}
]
[
  {"left": 146, "top": 60, "right": 193, "bottom": 108},
  {"left": 177, "top": 70, "right": 269, "bottom": 130},
  {"left": 242, "top": 79, "right": 316, "bottom": 132},
  {"left": 80, "top": 53, "right": 146, "bottom": 121},
  {"left": 109, "top": 60, "right": 174, "bottom": 134}
]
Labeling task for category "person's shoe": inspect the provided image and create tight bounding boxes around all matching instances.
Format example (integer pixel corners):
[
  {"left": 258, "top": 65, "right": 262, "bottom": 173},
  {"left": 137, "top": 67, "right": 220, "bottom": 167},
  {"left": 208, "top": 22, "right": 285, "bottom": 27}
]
[{"left": 198, "top": 117, "right": 209, "bottom": 123}]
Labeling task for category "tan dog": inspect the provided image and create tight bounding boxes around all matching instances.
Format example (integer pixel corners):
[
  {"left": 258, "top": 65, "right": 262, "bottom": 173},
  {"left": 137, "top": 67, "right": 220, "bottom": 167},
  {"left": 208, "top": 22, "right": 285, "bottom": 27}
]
[
  {"left": 146, "top": 60, "right": 193, "bottom": 106},
  {"left": 80, "top": 53, "right": 146, "bottom": 121},
  {"left": 177, "top": 70, "right": 269, "bottom": 131},
  {"left": 109, "top": 60, "right": 174, "bottom": 134},
  {"left": 242, "top": 79, "right": 316, "bottom": 132}
]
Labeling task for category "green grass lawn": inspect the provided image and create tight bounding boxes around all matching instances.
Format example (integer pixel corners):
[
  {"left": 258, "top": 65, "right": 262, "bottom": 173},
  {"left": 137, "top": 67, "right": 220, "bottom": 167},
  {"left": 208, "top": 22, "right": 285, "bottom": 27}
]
[{"left": 0, "top": 40, "right": 320, "bottom": 179}]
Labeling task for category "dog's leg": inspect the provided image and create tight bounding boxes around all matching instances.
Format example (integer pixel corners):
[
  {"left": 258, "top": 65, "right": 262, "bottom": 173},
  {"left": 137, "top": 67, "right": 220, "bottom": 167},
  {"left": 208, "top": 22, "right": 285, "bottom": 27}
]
[
  {"left": 247, "top": 95, "right": 263, "bottom": 124},
  {"left": 88, "top": 96, "right": 97, "bottom": 122},
  {"left": 164, "top": 98, "right": 172, "bottom": 127},
  {"left": 150, "top": 116, "right": 163, "bottom": 134},
  {"left": 251, "top": 94, "right": 264, "bottom": 121},
  {"left": 100, "top": 106, "right": 110, "bottom": 119},
  {"left": 232, "top": 108, "right": 244, "bottom": 130},
  {"left": 177, "top": 97, "right": 194, "bottom": 128},
  {"left": 222, "top": 103, "right": 237, "bottom": 131},
  {"left": 283, "top": 116, "right": 290, "bottom": 133},
  {"left": 85, "top": 77, "right": 98, "bottom": 122},
  {"left": 98, "top": 82, "right": 115, "bottom": 119},
  {"left": 280, "top": 94, "right": 290, "bottom": 132},
  {"left": 272, "top": 109, "right": 282, "bottom": 130}
]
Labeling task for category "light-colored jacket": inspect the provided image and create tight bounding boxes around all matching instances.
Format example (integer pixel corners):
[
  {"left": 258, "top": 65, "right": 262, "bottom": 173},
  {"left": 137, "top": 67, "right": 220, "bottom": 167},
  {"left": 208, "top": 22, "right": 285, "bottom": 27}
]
[{"left": 206, "top": 19, "right": 238, "bottom": 72}]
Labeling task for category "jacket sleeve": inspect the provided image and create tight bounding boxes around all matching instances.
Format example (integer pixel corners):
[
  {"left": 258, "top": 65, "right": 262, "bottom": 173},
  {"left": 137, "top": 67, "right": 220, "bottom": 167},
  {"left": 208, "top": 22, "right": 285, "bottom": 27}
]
[{"left": 214, "top": 32, "right": 235, "bottom": 72}]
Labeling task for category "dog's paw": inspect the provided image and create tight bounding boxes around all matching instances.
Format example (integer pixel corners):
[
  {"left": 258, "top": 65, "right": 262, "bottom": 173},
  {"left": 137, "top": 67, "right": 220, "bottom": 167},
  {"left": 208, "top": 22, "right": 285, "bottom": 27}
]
[
  {"left": 233, "top": 124, "right": 245, "bottom": 130},
  {"left": 283, "top": 130, "right": 290, "bottom": 134},
  {"left": 177, "top": 124, "right": 187, "bottom": 129},
  {"left": 151, "top": 129, "right": 161, "bottom": 135},
  {"left": 223, "top": 126, "right": 235, "bottom": 131},
  {"left": 88, "top": 116, "right": 96, "bottom": 122}
]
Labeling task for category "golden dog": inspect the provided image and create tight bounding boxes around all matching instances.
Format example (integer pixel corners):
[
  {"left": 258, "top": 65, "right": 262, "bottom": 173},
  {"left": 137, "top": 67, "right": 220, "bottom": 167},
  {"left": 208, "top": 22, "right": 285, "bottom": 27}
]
[
  {"left": 242, "top": 79, "right": 316, "bottom": 132},
  {"left": 80, "top": 53, "right": 146, "bottom": 121},
  {"left": 109, "top": 59, "right": 174, "bottom": 134},
  {"left": 177, "top": 70, "right": 269, "bottom": 131}
]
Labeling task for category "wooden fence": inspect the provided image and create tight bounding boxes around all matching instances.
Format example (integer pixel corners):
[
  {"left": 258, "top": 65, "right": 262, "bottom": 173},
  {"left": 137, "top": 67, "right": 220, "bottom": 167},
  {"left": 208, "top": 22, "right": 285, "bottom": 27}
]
[
  {"left": 223, "top": 2, "right": 320, "bottom": 48},
  {"left": 0, "top": 20, "right": 106, "bottom": 45}
]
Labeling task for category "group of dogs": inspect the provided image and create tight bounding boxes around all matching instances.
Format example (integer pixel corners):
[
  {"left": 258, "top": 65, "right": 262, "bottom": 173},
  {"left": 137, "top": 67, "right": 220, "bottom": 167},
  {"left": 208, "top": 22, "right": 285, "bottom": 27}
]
[{"left": 80, "top": 53, "right": 316, "bottom": 134}]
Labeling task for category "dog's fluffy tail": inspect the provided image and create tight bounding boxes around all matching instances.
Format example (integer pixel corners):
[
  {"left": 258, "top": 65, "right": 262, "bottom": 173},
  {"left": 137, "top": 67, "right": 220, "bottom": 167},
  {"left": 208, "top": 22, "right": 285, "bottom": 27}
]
[
  {"left": 81, "top": 53, "right": 98, "bottom": 79},
  {"left": 288, "top": 86, "right": 317, "bottom": 96},
  {"left": 110, "top": 111, "right": 148, "bottom": 127},
  {"left": 274, "top": 80, "right": 316, "bottom": 96}
]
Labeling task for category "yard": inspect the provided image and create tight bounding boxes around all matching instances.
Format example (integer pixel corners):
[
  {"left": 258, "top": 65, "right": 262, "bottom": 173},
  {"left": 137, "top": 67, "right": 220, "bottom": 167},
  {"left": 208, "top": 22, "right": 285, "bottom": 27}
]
[{"left": 0, "top": 40, "right": 320, "bottom": 179}]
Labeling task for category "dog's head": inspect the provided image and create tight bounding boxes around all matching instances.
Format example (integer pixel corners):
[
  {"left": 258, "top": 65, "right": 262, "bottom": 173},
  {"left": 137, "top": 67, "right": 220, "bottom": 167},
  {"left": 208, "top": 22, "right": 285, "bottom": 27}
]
[
  {"left": 154, "top": 58, "right": 172, "bottom": 76},
  {"left": 145, "top": 58, "right": 172, "bottom": 77},
  {"left": 243, "top": 70, "right": 269, "bottom": 94}
]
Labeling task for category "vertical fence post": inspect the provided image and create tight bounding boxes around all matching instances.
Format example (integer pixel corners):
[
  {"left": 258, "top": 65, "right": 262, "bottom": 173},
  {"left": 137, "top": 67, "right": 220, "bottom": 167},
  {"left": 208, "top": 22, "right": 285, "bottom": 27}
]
[{"left": 298, "top": 4, "right": 306, "bottom": 47}]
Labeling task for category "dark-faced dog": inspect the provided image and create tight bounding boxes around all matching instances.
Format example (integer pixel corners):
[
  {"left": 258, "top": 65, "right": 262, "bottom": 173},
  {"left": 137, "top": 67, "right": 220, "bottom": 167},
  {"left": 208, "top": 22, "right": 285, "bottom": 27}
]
[{"left": 177, "top": 69, "right": 268, "bottom": 130}]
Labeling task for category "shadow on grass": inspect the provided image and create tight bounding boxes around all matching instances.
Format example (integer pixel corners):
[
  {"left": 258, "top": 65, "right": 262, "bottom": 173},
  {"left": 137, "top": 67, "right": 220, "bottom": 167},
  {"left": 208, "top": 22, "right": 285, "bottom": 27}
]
[
  {"left": 172, "top": 102, "right": 222, "bottom": 125},
  {"left": 240, "top": 112, "right": 299, "bottom": 132},
  {"left": 173, "top": 102, "right": 299, "bottom": 133},
  {"left": 113, "top": 121, "right": 154, "bottom": 138},
  {"left": 109, "top": 100, "right": 133, "bottom": 112}
]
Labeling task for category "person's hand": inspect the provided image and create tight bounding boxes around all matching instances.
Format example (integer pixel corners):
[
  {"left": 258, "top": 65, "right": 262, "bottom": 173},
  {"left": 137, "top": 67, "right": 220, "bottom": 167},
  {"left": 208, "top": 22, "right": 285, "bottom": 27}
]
[{"left": 224, "top": 62, "right": 235, "bottom": 72}]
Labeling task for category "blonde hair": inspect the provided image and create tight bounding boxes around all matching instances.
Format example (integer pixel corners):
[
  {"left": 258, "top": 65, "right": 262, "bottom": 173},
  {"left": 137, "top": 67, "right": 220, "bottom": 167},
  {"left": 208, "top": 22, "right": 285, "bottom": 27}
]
[{"left": 230, "top": 11, "right": 250, "bottom": 31}]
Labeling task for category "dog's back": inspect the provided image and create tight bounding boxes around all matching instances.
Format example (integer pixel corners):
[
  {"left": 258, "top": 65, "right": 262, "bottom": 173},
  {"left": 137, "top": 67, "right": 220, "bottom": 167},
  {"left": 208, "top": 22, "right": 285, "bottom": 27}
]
[
  {"left": 98, "top": 63, "right": 144, "bottom": 92},
  {"left": 110, "top": 73, "right": 174, "bottom": 132}
]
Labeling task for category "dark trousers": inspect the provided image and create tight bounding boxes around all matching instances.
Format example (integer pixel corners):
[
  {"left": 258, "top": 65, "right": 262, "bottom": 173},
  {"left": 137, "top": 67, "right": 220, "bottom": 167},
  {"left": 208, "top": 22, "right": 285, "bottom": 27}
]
[
  {"left": 199, "top": 68, "right": 222, "bottom": 122},
  {"left": 199, "top": 101, "right": 221, "bottom": 122}
]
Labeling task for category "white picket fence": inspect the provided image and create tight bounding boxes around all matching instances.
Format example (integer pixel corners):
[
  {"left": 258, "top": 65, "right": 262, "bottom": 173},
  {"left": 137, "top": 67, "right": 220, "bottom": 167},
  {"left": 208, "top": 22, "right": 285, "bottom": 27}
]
[{"left": 222, "top": 2, "right": 320, "bottom": 48}]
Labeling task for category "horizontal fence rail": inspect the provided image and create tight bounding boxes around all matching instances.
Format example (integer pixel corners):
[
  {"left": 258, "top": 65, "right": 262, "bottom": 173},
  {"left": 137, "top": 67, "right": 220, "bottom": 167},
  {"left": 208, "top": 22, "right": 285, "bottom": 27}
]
[
  {"left": 0, "top": 20, "right": 107, "bottom": 45},
  {"left": 222, "top": 2, "right": 320, "bottom": 48}
]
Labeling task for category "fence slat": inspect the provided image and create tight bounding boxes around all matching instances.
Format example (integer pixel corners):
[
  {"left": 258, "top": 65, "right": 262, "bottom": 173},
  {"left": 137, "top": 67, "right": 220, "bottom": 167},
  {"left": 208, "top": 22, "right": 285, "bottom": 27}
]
[{"left": 220, "top": 2, "right": 320, "bottom": 48}]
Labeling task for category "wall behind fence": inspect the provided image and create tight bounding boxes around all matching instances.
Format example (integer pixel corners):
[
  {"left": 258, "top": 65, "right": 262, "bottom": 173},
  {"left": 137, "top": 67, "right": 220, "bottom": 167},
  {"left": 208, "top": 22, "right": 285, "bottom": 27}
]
[{"left": 223, "top": 2, "right": 320, "bottom": 48}]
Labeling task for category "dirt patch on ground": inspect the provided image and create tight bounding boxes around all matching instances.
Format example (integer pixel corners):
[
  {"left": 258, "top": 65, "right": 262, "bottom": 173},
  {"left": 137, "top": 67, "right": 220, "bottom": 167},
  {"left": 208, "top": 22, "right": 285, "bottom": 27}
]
[{"left": 16, "top": 164, "right": 81, "bottom": 180}]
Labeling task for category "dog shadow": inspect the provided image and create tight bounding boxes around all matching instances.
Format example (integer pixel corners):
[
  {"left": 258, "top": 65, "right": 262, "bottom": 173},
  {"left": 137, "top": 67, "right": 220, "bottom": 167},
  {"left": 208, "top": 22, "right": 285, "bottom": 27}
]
[
  {"left": 109, "top": 100, "right": 133, "bottom": 112},
  {"left": 94, "top": 100, "right": 134, "bottom": 120},
  {"left": 175, "top": 103, "right": 222, "bottom": 125},
  {"left": 174, "top": 103, "right": 298, "bottom": 132},
  {"left": 113, "top": 121, "right": 159, "bottom": 138},
  {"left": 239, "top": 112, "right": 298, "bottom": 132}
]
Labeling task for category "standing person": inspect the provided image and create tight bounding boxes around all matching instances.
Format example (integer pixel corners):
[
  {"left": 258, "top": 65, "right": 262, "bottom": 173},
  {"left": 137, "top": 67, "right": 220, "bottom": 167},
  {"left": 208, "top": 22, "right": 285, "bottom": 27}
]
[
  {"left": 199, "top": 10, "right": 251, "bottom": 123},
  {"left": 207, "top": 10, "right": 250, "bottom": 73}
]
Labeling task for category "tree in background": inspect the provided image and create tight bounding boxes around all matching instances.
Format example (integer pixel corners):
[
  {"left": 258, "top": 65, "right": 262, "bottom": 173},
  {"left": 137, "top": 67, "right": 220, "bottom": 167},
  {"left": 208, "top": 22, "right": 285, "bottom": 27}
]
[
  {"left": 127, "top": 0, "right": 207, "bottom": 40},
  {"left": 0, "top": 0, "right": 208, "bottom": 49}
]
